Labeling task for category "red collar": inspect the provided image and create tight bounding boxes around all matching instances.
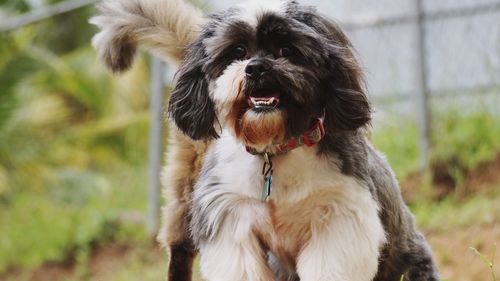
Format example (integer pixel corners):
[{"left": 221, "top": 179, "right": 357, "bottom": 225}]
[{"left": 245, "top": 117, "right": 326, "bottom": 156}]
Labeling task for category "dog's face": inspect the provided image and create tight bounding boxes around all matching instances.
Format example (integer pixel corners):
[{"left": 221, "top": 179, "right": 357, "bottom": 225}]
[{"left": 169, "top": 0, "right": 371, "bottom": 148}]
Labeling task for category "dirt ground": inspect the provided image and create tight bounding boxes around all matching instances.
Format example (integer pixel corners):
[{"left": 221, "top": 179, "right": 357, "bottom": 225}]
[
  {"left": 428, "top": 223, "right": 499, "bottom": 281},
  {"left": 3, "top": 222, "right": 498, "bottom": 281}
]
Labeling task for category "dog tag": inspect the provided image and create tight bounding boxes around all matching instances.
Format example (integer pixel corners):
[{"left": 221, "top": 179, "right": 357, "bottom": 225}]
[
  {"left": 261, "top": 153, "right": 273, "bottom": 202},
  {"left": 261, "top": 175, "right": 273, "bottom": 202}
]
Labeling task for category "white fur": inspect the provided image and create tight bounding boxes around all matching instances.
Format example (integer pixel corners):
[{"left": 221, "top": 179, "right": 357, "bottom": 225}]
[
  {"left": 90, "top": 0, "right": 204, "bottom": 66},
  {"left": 295, "top": 184, "right": 385, "bottom": 281},
  {"left": 211, "top": 60, "right": 249, "bottom": 121},
  {"left": 235, "top": 0, "right": 287, "bottom": 27},
  {"left": 195, "top": 130, "right": 386, "bottom": 281},
  {"left": 199, "top": 199, "right": 275, "bottom": 281}
]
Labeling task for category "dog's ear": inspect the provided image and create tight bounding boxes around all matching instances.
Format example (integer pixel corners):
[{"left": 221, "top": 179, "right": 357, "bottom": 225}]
[
  {"left": 168, "top": 37, "right": 219, "bottom": 140},
  {"left": 320, "top": 20, "right": 371, "bottom": 132},
  {"left": 322, "top": 47, "right": 371, "bottom": 133},
  {"left": 295, "top": 8, "right": 371, "bottom": 132}
]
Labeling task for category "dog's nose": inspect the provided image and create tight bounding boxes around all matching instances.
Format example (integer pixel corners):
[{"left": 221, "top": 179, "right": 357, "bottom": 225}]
[{"left": 245, "top": 59, "right": 271, "bottom": 80}]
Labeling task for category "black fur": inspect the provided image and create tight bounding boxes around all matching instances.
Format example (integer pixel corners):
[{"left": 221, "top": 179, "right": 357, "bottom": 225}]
[
  {"left": 105, "top": 36, "right": 137, "bottom": 73},
  {"left": 168, "top": 30, "right": 219, "bottom": 140},
  {"left": 168, "top": 5, "right": 371, "bottom": 141},
  {"left": 168, "top": 242, "right": 196, "bottom": 281}
]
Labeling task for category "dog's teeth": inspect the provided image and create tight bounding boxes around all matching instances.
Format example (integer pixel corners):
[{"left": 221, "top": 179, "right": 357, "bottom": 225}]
[{"left": 249, "top": 96, "right": 279, "bottom": 108}]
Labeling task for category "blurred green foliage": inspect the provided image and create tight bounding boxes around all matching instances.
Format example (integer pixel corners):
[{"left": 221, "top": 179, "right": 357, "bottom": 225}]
[
  {"left": 372, "top": 100, "right": 500, "bottom": 183},
  {"left": 0, "top": 0, "right": 30, "bottom": 13},
  {"left": 412, "top": 183, "right": 500, "bottom": 232},
  {"left": 0, "top": 3, "right": 155, "bottom": 273},
  {"left": 431, "top": 108, "right": 500, "bottom": 186},
  {"left": 372, "top": 118, "right": 421, "bottom": 179}
]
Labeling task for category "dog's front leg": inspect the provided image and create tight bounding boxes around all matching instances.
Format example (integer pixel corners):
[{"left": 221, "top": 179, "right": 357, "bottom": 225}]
[
  {"left": 296, "top": 191, "right": 386, "bottom": 281},
  {"left": 192, "top": 190, "right": 276, "bottom": 281}
]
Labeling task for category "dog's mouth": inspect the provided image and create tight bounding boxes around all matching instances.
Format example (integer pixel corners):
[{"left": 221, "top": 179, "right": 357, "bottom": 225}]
[{"left": 247, "top": 92, "right": 281, "bottom": 112}]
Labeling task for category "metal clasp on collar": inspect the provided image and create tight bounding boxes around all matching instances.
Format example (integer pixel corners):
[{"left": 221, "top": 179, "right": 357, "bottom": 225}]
[{"left": 261, "top": 152, "right": 273, "bottom": 202}]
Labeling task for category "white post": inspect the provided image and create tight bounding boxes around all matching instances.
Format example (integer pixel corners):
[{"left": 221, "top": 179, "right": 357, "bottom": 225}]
[
  {"left": 148, "top": 56, "right": 164, "bottom": 236},
  {"left": 415, "top": 0, "right": 431, "bottom": 169},
  {"left": 0, "top": 0, "right": 99, "bottom": 32}
]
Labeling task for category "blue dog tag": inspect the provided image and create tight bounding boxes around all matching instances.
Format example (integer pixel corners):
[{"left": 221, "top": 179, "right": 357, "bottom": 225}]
[{"left": 261, "top": 175, "right": 272, "bottom": 202}]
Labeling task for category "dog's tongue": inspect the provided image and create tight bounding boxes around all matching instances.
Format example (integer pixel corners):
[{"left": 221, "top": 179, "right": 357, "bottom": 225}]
[{"left": 249, "top": 96, "right": 280, "bottom": 108}]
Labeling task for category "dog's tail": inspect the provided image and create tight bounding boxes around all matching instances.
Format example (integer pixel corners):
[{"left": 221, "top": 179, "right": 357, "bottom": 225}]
[{"left": 90, "top": 0, "right": 204, "bottom": 72}]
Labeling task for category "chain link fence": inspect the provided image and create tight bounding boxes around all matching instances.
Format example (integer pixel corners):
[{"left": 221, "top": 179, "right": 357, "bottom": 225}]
[{"left": 306, "top": 0, "right": 500, "bottom": 164}]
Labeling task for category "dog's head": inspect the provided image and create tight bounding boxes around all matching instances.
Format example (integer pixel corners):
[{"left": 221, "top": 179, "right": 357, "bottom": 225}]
[{"left": 169, "top": 0, "right": 371, "bottom": 150}]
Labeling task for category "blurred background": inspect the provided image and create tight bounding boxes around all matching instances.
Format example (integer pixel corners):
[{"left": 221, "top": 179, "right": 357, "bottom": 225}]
[{"left": 0, "top": 0, "right": 498, "bottom": 280}]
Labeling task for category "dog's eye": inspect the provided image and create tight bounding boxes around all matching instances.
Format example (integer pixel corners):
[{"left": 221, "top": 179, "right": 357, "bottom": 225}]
[
  {"left": 279, "top": 46, "right": 294, "bottom": 57},
  {"left": 232, "top": 45, "right": 247, "bottom": 59}
]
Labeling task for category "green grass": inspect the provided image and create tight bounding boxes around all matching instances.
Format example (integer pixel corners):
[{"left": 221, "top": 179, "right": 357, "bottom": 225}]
[
  {"left": 431, "top": 109, "right": 500, "bottom": 186},
  {"left": 470, "top": 245, "right": 497, "bottom": 281},
  {"left": 373, "top": 105, "right": 500, "bottom": 182},
  {"left": 0, "top": 164, "right": 149, "bottom": 273},
  {"left": 372, "top": 118, "right": 421, "bottom": 179},
  {"left": 411, "top": 183, "right": 500, "bottom": 232}
]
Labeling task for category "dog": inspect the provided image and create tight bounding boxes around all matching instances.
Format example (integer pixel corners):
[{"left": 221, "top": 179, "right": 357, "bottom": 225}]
[{"left": 91, "top": 0, "right": 440, "bottom": 280}]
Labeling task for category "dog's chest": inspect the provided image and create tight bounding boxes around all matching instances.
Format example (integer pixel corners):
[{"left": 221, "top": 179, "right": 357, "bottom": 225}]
[
  {"left": 209, "top": 133, "right": 375, "bottom": 266},
  {"left": 265, "top": 150, "right": 369, "bottom": 264},
  {"left": 213, "top": 134, "right": 343, "bottom": 200},
  {"left": 270, "top": 148, "right": 340, "bottom": 203},
  {"left": 212, "top": 133, "right": 368, "bottom": 205}
]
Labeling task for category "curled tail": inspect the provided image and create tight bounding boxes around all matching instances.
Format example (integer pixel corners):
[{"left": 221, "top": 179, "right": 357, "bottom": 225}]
[{"left": 90, "top": 0, "right": 204, "bottom": 72}]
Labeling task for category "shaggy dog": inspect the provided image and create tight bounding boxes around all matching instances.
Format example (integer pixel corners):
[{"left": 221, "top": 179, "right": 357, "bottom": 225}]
[{"left": 91, "top": 0, "right": 440, "bottom": 280}]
